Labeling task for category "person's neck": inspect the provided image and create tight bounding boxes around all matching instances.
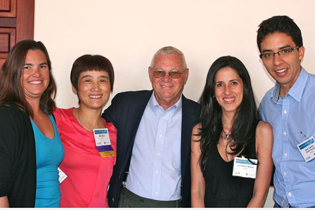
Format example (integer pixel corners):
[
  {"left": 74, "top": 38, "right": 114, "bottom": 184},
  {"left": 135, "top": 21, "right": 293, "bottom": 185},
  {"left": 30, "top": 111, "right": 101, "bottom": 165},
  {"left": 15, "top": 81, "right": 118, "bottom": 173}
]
[
  {"left": 221, "top": 111, "right": 235, "bottom": 133},
  {"left": 74, "top": 106, "right": 104, "bottom": 131},
  {"left": 280, "top": 86, "right": 290, "bottom": 98},
  {"left": 26, "top": 98, "right": 42, "bottom": 118},
  {"left": 154, "top": 93, "right": 181, "bottom": 110}
]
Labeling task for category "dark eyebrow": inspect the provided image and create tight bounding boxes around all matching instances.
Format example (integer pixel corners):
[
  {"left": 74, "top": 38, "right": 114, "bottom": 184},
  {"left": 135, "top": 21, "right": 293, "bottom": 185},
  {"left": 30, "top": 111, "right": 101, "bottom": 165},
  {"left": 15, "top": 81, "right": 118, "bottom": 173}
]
[
  {"left": 262, "top": 45, "right": 292, "bottom": 53},
  {"left": 279, "top": 45, "right": 292, "bottom": 50},
  {"left": 81, "top": 75, "right": 92, "bottom": 79},
  {"left": 24, "top": 62, "right": 48, "bottom": 66},
  {"left": 99, "top": 75, "right": 109, "bottom": 79}
]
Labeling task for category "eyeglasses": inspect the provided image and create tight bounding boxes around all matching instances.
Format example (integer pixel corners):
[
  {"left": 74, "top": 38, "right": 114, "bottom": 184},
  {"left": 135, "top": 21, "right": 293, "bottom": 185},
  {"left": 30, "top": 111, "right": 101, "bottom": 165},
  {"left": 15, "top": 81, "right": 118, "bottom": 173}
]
[
  {"left": 260, "top": 46, "right": 300, "bottom": 60},
  {"left": 152, "top": 69, "right": 185, "bottom": 79}
]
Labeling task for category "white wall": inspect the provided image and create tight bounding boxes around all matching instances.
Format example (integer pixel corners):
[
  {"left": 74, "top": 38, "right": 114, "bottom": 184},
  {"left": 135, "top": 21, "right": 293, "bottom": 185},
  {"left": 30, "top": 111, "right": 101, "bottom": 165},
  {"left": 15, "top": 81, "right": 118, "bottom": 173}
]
[{"left": 34, "top": 0, "right": 315, "bottom": 207}]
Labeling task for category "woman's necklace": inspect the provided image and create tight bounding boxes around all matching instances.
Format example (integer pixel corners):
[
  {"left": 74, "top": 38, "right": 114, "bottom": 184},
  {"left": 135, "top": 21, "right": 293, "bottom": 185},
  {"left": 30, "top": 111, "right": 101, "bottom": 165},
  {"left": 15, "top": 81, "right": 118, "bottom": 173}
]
[
  {"left": 76, "top": 109, "right": 104, "bottom": 131},
  {"left": 222, "top": 129, "right": 231, "bottom": 139},
  {"left": 76, "top": 110, "right": 89, "bottom": 131}
]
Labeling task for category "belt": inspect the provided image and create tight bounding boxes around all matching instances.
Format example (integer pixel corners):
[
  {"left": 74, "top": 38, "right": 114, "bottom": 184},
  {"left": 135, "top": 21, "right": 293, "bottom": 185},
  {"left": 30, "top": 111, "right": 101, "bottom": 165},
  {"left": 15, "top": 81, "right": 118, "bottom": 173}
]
[
  {"left": 121, "top": 187, "right": 181, "bottom": 207},
  {"left": 276, "top": 202, "right": 315, "bottom": 208}
]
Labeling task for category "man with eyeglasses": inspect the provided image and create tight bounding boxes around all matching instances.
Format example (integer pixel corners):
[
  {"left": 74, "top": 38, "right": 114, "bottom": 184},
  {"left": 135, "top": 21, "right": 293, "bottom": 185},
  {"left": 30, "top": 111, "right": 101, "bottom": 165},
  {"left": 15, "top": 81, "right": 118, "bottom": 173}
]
[
  {"left": 257, "top": 15, "right": 315, "bottom": 208},
  {"left": 102, "top": 46, "right": 199, "bottom": 207}
]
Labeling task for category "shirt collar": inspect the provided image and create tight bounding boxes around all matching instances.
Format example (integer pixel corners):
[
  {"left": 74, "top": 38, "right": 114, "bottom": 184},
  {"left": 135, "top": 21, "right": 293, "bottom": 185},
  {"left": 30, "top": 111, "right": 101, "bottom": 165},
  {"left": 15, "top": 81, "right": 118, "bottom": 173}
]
[
  {"left": 149, "top": 92, "right": 182, "bottom": 116},
  {"left": 271, "top": 67, "right": 308, "bottom": 103}
]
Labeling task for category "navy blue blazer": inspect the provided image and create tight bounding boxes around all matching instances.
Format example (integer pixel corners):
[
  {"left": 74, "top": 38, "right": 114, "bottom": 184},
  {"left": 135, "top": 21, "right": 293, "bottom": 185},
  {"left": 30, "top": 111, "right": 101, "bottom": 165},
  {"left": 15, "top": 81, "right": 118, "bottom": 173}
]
[{"left": 102, "top": 90, "right": 199, "bottom": 207}]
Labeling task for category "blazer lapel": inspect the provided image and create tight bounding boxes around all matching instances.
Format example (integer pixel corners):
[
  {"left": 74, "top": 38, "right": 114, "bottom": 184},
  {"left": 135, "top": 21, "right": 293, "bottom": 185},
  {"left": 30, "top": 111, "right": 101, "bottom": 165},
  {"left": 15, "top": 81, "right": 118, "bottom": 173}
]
[{"left": 125, "top": 90, "right": 153, "bottom": 156}]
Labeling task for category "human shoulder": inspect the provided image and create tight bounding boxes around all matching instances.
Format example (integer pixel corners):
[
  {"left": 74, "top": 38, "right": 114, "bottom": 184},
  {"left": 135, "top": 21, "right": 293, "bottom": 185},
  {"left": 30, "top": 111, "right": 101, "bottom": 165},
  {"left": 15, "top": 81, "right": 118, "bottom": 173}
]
[
  {"left": 299, "top": 71, "right": 315, "bottom": 107},
  {"left": 115, "top": 90, "right": 152, "bottom": 97},
  {"left": 260, "top": 86, "right": 275, "bottom": 104},
  {"left": 182, "top": 95, "right": 199, "bottom": 106},
  {"left": 255, "top": 121, "right": 273, "bottom": 152},
  {"left": 0, "top": 105, "right": 32, "bottom": 145},
  {"left": 53, "top": 107, "right": 75, "bottom": 125},
  {"left": 256, "top": 121, "right": 272, "bottom": 135},
  {"left": 182, "top": 95, "right": 200, "bottom": 117},
  {"left": 112, "top": 90, "right": 152, "bottom": 102},
  {"left": 305, "top": 71, "right": 315, "bottom": 89},
  {"left": 0, "top": 105, "right": 28, "bottom": 123},
  {"left": 53, "top": 107, "right": 75, "bottom": 116}
]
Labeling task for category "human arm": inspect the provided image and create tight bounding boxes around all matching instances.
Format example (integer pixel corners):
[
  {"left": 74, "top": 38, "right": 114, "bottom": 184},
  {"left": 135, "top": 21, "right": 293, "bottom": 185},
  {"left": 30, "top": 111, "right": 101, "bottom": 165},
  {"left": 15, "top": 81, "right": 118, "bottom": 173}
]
[
  {"left": 191, "top": 124, "right": 206, "bottom": 208},
  {"left": 0, "top": 107, "right": 16, "bottom": 207},
  {"left": 247, "top": 121, "right": 273, "bottom": 208},
  {"left": 0, "top": 196, "right": 9, "bottom": 207}
]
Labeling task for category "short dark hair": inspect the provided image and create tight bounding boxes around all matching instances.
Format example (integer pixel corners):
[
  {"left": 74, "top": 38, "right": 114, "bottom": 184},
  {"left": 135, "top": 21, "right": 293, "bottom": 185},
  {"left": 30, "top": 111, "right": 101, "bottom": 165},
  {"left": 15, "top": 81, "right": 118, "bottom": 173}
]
[
  {"left": 70, "top": 54, "right": 115, "bottom": 94},
  {"left": 198, "top": 56, "right": 259, "bottom": 170},
  {"left": 0, "top": 40, "right": 56, "bottom": 117},
  {"left": 257, "top": 15, "right": 303, "bottom": 52}
]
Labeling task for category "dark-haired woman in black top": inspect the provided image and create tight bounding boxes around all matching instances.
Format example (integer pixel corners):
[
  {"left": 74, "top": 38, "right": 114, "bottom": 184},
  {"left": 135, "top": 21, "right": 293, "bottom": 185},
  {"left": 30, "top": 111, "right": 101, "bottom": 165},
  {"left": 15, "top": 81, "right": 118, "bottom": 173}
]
[{"left": 191, "top": 56, "right": 273, "bottom": 207}]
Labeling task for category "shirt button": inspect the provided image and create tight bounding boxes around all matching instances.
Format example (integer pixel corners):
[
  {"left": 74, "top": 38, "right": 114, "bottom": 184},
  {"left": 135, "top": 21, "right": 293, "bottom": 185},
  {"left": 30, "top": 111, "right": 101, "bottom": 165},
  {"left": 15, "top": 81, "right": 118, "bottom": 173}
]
[
  {"left": 159, "top": 134, "right": 162, "bottom": 138},
  {"left": 155, "top": 191, "right": 158, "bottom": 195},
  {"left": 284, "top": 110, "right": 287, "bottom": 114},
  {"left": 288, "top": 192, "right": 291, "bottom": 196},
  {"left": 284, "top": 172, "right": 287, "bottom": 176},
  {"left": 283, "top": 131, "right": 287, "bottom": 136},
  {"left": 284, "top": 153, "right": 288, "bottom": 157},
  {"left": 157, "top": 152, "right": 160, "bottom": 156},
  {"left": 162, "top": 117, "right": 165, "bottom": 120},
  {"left": 156, "top": 171, "right": 159, "bottom": 174}
]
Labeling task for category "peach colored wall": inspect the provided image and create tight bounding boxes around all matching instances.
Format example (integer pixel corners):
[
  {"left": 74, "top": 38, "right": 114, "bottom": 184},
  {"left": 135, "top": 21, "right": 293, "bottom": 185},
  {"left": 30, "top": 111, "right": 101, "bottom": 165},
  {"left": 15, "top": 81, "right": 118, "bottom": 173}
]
[{"left": 34, "top": 0, "right": 315, "bottom": 207}]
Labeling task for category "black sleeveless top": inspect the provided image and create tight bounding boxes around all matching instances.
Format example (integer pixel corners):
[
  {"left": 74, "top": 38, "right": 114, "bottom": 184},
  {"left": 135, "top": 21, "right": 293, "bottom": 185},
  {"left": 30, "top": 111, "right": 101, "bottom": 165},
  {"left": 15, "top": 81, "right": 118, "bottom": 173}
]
[{"left": 202, "top": 138, "right": 256, "bottom": 207}]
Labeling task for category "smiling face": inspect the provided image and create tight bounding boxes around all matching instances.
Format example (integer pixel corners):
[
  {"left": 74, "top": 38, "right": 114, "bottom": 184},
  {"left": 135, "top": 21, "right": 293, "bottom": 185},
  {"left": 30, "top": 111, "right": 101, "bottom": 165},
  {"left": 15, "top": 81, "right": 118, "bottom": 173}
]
[
  {"left": 75, "top": 70, "right": 111, "bottom": 110},
  {"left": 148, "top": 52, "right": 188, "bottom": 110},
  {"left": 215, "top": 67, "right": 244, "bottom": 115},
  {"left": 22, "top": 49, "right": 50, "bottom": 103},
  {"left": 260, "top": 32, "right": 305, "bottom": 96}
]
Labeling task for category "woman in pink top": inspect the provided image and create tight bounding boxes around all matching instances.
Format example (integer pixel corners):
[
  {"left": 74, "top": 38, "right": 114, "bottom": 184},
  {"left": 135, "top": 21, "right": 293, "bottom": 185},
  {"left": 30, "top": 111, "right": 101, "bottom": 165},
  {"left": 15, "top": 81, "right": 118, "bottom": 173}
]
[{"left": 54, "top": 54, "right": 116, "bottom": 207}]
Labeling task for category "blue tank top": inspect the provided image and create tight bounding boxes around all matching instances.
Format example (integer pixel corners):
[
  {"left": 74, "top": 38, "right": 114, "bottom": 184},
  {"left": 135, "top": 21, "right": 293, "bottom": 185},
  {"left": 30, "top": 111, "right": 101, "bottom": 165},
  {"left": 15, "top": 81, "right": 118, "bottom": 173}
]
[{"left": 31, "top": 115, "right": 64, "bottom": 208}]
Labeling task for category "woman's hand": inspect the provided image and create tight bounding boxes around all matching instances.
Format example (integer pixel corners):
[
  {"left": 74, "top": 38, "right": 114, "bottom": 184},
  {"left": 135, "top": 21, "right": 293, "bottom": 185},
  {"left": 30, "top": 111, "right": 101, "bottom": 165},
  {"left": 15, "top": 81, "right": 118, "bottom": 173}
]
[{"left": 0, "top": 196, "right": 9, "bottom": 207}]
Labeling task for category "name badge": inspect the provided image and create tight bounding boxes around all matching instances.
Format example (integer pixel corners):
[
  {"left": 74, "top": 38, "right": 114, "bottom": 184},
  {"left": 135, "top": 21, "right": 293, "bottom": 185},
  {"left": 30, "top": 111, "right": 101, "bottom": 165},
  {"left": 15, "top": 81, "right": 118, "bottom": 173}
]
[
  {"left": 232, "top": 157, "right": 258, "bottom": 179},
  {"left": 58, "top": 167, "right": 67, "bottom": 184},
  {"left": 93, "top": 128, "right": 116, "bottom": 158},
  {"left": 297, "top": 136, "right": 315, "bottom": 162}
]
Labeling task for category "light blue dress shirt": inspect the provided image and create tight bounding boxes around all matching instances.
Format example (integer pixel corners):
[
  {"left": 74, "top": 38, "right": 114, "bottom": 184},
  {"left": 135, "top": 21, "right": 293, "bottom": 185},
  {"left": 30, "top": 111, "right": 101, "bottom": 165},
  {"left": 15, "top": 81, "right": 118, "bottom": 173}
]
[
  {"left": 125, "top": 93, "right": 182, "bottom": 201},
  {"left": 259, "top": 68, "right": 315, "bottom": 208}
]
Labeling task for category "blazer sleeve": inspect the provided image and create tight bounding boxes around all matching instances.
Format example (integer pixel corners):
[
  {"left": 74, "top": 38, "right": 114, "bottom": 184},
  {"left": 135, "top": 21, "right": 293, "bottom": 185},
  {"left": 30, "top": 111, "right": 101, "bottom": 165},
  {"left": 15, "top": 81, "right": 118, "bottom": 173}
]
[{"left": 0, "top": 107, "right": 19, "bottom": 197}]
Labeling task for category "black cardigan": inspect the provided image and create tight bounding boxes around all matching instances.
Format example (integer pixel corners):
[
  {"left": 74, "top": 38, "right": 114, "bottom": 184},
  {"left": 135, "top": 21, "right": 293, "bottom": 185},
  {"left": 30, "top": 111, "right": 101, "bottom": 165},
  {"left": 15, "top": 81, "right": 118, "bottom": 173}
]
[{"left": 0, "top": 105, "right": 36, "bottom": 207}]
